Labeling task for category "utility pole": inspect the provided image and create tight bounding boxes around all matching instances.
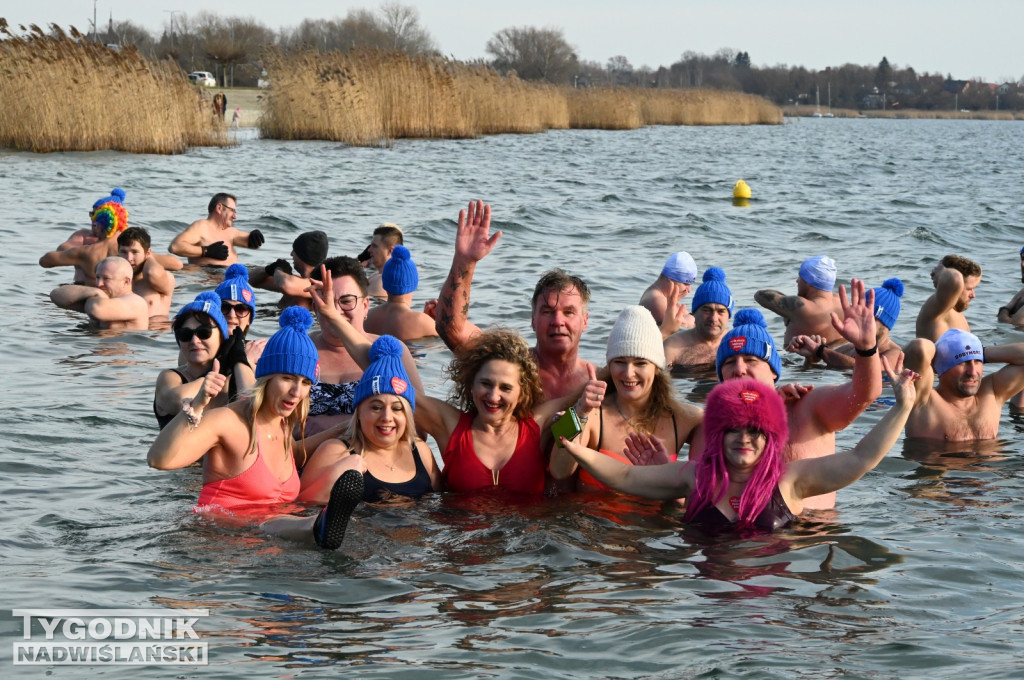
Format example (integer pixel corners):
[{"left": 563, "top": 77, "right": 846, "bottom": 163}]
[
  {"left": 163, "top": 10, "right": 181, "bottom": 49},
  {"left": 93, "top": 0, "right": 97, "bottom": 42}
]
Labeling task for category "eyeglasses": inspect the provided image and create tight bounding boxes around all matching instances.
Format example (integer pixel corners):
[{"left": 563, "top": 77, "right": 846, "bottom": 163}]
[
  {"left": 219, "top": 203, "right": 237, "bottom": 216},
  {"left": 221, "top": 302, "right": 252, "bottom": 317},
  {"left": 335, "top": 295, "right": 363, "bottom": 311},
  {"left": 175, "top": 325, "right": 217, "bottom": 343}
]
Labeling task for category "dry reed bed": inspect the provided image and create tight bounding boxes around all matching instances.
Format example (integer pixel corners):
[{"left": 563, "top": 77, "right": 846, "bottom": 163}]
[
  {"left": 782, "top": 106, "right": 1024, "bottom": 121},
  {"left": 0, "top": 21, "right": 226, "bottom": 153},
  {"left": 261, "top": 49, "right": 780, "bottom": 145}
]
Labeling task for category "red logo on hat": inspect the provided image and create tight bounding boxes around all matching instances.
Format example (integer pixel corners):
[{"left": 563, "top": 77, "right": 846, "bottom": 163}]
[
  {"left": 729, "top": 336, "right": 747, "bottom": 351},
  {"left": 314, "top": 361, "right": 321, "bottom": 384},
  {"left": 242, "top": 289, "right": 253, "bottom": 303},
  {"left": 391, "top": 377, "right": 408, "bottom": 394},
  {"left": 740, "top": 390, "right": 760, "bottom": 404}
]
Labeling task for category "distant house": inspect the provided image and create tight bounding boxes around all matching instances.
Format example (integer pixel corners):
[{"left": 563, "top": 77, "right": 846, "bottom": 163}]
[
  {"left": 942, "top": 80, "right": 970, "bottom": 94},
  {"left": 861, "top": 94, "right": 884, "bottom": 109},
  {"left": 997, "top": 82, "right": 1014, "bottom": 95}
]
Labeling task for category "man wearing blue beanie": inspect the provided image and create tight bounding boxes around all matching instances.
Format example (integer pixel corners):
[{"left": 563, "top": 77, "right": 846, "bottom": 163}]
[
  {"left": 902, "top": 329, "right": 1024, "bottom": 441},
  {"left": 365, "top": 245, "right": 438, "bottom": 342},
  {"left": 664, "top": 267, "right": 734, "bottom": 369},
  {"left": 788, "top": 278, "right": 904, "bottom": 370},
  {"left": 713, "top": 279, "right": 882, "bottom": 510},
  {"left": 755, "top": 254, "right": 844, "bottom": 347}
]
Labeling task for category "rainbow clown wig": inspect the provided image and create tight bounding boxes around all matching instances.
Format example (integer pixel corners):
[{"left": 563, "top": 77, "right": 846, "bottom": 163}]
[{"left": 92, "top": 200, "right": 129, "bottom": 240}]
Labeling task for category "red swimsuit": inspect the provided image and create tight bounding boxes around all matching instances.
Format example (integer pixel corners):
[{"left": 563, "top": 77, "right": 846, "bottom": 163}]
[{"left": 442, "top": 412, "right": 546, "bottom": 495}]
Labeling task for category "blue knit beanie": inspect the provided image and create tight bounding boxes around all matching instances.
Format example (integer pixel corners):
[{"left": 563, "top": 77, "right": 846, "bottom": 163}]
[
  {"left": 353, "top": 335, "right": 415, "bottom": 411},
  {"left": 382, "top": 245, "right": 419, "bottom": 295},
  {"left": 799, "top": 255, "right": 837, "bottom": 292},
  {"left": 216, "top": 263, "right": 257, "bottom": 315},
  {"left": 175, "top": 292, "right": 229, "bottom": 340},
  {"left": 872, "top": 278, "right": 904, "bottom": 330},
  {"left": 92, "top": 187, "right": 126, "bottom": 212},
  {"left": 691, "top": 267, "right": 734, "bottom": 315},
  {"left": 661, "top": 251, "right": 697, "bottom": 285},
  {"left": 716, "top": 309, "right": 782, "bottom": 382},
  {"left": 255, "top": 307, "right": 320, "bottom": 383}
]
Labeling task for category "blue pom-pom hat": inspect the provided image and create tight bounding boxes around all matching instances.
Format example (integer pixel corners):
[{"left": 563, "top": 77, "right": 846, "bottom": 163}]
[
  {"left": 255, "top": 307, "right": 320, "bottom": 383},
  {"left": 715, "top": 309, "right": 781, "bottom": 382}
]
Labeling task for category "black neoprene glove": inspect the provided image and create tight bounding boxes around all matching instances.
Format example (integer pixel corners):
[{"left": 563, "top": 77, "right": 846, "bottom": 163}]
[
  {"left": 356, "top": 245, "right": 371, "bottom": 264},
  {"left": 248, "top": 230, "right": 265, "bottom": 248},
  {"left": 218, "top": 327, "right": 250, "bottom": 375},
  {"left": 202, "top": 241, "right": 229, "bottom": 260},
  {"left": 265, "top": 258, "right": 293, "bottom": 277}
]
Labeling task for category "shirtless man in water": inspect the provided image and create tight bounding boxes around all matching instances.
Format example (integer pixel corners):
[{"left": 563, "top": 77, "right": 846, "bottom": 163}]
[
  {"left": 117, "top": 227, "right": 175, "bottom": 319},
  {"left": 435, "top": 200, "right": 593, "bottom": 401},
  {"left": 903, "top": 329, "right": 1024, "bottom": 441},
  {"left": 713, "top": 279, "right": 882, "bottom": 510},
  {"left": 49, "top": 257, "right": 149, "bottom": 330},
  {"left": 639, "top": 251, "right": 697, "bottom": 326},
  {"left": 365, "top": 245, "right": 438, "bottom": 342},
  {"left": 169, "top": 193, "right": 264, "bottom": 266},
  {"left": 662, "top": 267, "right": 734, "bottom": 369},
  {"left": 915, "top": 254, "right": 981, "bottom": 341},
  {"left": 755, "top": 254, "right": 844, "bottom": 347},
  {"left": 996, "top": 246, "right": 1024, "bottom": 325}
]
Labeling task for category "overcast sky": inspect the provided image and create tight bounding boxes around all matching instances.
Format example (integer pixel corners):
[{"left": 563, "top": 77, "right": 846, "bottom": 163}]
[{"left": 8, "top": 1, "right": 1024, "bottom": 83}]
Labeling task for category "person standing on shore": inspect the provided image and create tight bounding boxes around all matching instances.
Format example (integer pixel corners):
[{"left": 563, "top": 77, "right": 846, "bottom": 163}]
[{"left": 169, "top": 193, "right": 264, "bottom": 266}]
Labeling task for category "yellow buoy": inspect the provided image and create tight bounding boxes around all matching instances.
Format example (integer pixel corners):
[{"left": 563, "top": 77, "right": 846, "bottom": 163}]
[{"left": 733, "top": 179, "right": 751, "bottom": 199}]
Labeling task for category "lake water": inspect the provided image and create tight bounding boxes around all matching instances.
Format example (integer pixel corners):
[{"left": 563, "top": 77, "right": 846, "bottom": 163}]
[{"left": 4, "top": 118, "right": 1024, "bottom": 677}]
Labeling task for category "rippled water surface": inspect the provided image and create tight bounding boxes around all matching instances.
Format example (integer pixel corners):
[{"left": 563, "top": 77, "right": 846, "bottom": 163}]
[{"left": 4, "top": 119, "right": 1024, "bottom": 678}]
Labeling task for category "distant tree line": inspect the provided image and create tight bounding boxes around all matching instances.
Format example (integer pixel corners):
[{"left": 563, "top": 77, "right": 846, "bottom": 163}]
[{"left": 52, "top": 5, "right": 1024, "bottom": 110}]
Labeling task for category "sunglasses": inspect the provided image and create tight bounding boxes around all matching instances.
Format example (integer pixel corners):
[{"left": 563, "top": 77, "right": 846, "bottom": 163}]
[
  {"left": 175, "top": 325, "right": 217, "bottom": 343},
  {"left": 221, "top": 302, "right": 252, "bottom": 317}
]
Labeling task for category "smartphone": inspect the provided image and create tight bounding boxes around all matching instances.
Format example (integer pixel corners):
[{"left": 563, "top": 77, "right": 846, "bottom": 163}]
[{"left": 551, "top": 407, "right": 582, "bottom": 445}]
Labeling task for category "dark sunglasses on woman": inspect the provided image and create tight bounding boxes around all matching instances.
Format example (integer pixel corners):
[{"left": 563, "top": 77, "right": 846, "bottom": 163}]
[
  {"left": 175, "top": 326, "right": 216, "bottom": 343},
  {"left": 221, "top": 302, "right": 252, "bottom": 317}
]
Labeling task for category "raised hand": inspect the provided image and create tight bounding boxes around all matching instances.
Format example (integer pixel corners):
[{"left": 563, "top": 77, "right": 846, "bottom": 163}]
[
  {"left": 195, "top": 359, "right": 228, "bottom": 411},
  {"left": 218, "top": 327, "right": 250, "bottom": 375},
  {"left": 202, "top": 241, "right": 229, "bottom": 261},
  {"left": 265, "top": 258, "right": 292, "bottom": 276},
  {"left": 777, "top": 382, "right": 814, "bottom": 403},
  {"left": 248, "top": 229, "right": 265, "bottom": 249},
  {"left": 455, "top": 199, "right": 500, "bottom": 264},
  {"left": 573, "top": 363, "right": 607, "bottom": 419},
  {"left": 881, "top": 352, "right": 918, "bottom": 407},
  {"left": 422, "top": 298, "right": 438, "bottom": 319},
  {"left": 830, "top": 278, "right": 876, "bottom": 351},
  {"left": 787, "top": 334, "right": 825, "bottom": 360},
  {"left": 622, "top": 432, "right": 671, "bottom": 466}
]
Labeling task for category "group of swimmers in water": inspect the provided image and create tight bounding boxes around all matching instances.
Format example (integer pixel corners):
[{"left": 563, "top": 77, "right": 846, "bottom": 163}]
[{"left": 40, "top": 190, "right": 1024, "bottom": 550}]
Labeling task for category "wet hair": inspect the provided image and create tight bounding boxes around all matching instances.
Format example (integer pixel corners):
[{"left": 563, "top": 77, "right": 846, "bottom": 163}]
[
  {"left": 312, "top": 256, "right": 369, "bottom": 296},
  {"left": 940, "top": 254, "right": 981, "bottom": 279},
  {"left": 345, "top": 394, "right": 417, "bottom": 451},
  {"left": 207, "top": 192, "right": 236, "bottom": 215},
  {"left": 373, "top": 223, "right": 404, "bottom": 248},
  {"left": 684, "top": 378, "right": 789, "bottom": 529},
  {"left": 531, "top": 269, "right": 591, "bottom": 309},
  {"left": 244, "top": 375, "right": 311, "bottom": 468},
  {"left": 117, "top": 226, "right": 151, "bottom": 251},
  {"left": 445, "top": 329, "right": 543, "bottom": 421},
  {"left": 605, "top": 367, "right": 680, "bottom": 436}
]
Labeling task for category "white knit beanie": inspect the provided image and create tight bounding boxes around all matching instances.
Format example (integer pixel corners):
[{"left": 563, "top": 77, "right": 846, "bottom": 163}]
[{"left": 606, "top": 306, "right": 666, "bottom": 368}]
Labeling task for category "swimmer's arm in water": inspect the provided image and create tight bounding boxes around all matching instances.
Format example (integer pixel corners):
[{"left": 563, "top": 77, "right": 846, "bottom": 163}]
[
  {"left": 788, "top": 355, "right": 916, "bottom": 500},
  {"left": 49, "top": 284, "right": 101, "bottom": 312},
  {"left": 84, "top": 293, "right": 146, "bottom": 324},
  {"left": 148, "top": 362, "right": 229, "bottom": 470},
  {"left": 920, "top": 266, "right": 964, "bottom": 321},
  {"left": 435, "top": 200, "right": 496, "bottom": 351},
  {"left": 754, "top": 289, "right": 803, "bottom": 322},
  {"left": 275, "top": 269, "right": 314, "bottom": 299},
  {"left": 997, "top": 287, "right": 1024, "bottom": 322},
  {"left": 544, "top": 365, "right": 606, "bottom": 479},
  {"left": 142, "top": 257, "right": 175, "bottom": 296},
  {"left": 560, "top": 433, "right": 694, "bottom": 499},
  {"left": 152, "top": 253, "right": 184, "bottom": 272},
  {"left": 39, "top": 246, "right": 85, "bottom": 270},
  {"left": 168, "top": 224, "right": 205, "bottom": 258}
]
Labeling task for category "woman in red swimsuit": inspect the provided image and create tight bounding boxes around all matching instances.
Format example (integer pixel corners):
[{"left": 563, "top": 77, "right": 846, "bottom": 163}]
[
  {"left": 560, "top": 355, "right": 918, "bottom": 531},
  {"left": 148, "top": 306, "right": 364, "bottom": 550},
  {"left": 309, "top": 269, "right": 602, "bottom": 496},
  {"left": 549, "top": 305, "right": 704, "bottom": 491}
]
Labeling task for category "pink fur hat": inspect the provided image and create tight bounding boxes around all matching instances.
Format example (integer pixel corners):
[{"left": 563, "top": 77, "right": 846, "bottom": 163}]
[{"left": 704, "top": 378, "right": 788, "bottom": 453}]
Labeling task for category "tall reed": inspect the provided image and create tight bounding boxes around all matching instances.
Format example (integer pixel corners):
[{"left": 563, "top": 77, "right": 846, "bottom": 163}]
[
  {"left": 260, "top": 49, "right": 781, "bottom": 145},
  {"left": 0, "top": 21, "right": 226, "bottom": 154}
]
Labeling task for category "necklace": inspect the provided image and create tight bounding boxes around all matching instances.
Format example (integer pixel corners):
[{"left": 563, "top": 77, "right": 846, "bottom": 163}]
[{"left": 613, "top": 396, "right": 641, "bottom": 432}]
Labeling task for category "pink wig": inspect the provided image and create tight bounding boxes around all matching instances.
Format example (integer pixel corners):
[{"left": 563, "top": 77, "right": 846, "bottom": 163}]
[{"left": 685, "top": 378, "right": 789, "bottom": 528}]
